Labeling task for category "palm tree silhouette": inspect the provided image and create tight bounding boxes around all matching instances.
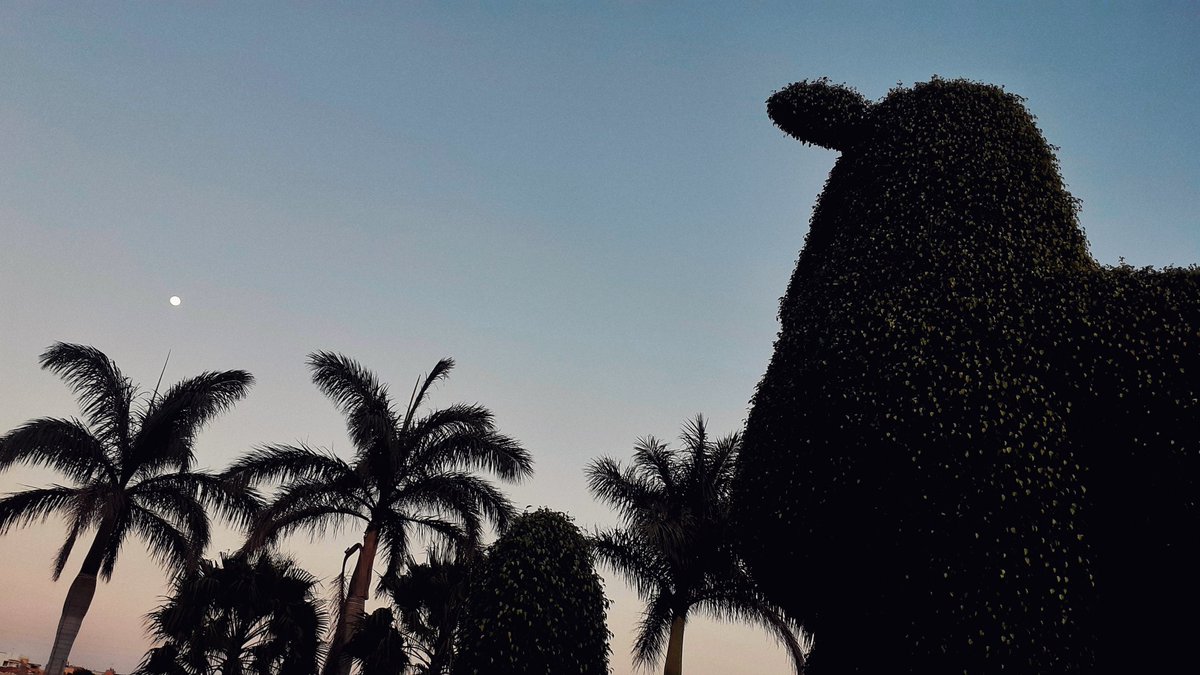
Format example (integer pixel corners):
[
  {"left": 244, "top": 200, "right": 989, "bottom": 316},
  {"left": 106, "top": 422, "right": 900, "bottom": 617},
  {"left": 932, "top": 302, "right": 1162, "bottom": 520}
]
[
  {"left": 379, "top": 546, "right": 474, "bottom": 674},
  {"left": 224, "top": 353, "right": 531, "bottom": 675},
  {"left": 0, "top": 343, "right": 257, "bottom": 675},
  {"left": 587, "top": 416, "right": 810, "bottom": 675},
  {"left": 135, "top": 550, "right": 326, "bottom": 675}
]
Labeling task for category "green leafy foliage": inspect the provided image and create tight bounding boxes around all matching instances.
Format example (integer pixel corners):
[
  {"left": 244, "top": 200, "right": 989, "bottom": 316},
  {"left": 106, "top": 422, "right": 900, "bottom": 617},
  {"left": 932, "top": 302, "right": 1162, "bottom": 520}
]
[
  {"left": 767, "top": 78, "right": 870, "bottom": 152},
  {"left": 455, "top": 509, "right": 610, "bottom": 675},
  {"left": 733, "top": 77, "right": 1200, "bottom": 672}
]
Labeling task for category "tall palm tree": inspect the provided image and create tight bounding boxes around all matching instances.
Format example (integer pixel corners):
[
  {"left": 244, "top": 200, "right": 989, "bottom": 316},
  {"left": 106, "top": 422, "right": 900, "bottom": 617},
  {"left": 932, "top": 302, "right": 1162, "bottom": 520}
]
[
  {"left": 587, "top": 416, "right": 810, "bottom": 675},
  {"left": 224, "top": 353, "right": 532, "bottom": 675},
  {"left": 0, "top": 343, "right": 258, "bottom": 675},
  {"left": 135, "top": 550, "right": 327, "bottom": 675}
]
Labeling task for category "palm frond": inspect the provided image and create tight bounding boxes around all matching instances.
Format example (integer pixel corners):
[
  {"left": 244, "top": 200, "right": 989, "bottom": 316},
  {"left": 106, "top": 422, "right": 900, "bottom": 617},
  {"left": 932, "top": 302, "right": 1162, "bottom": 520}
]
[
  {"left": 135, "top": 470, "right": 264, "bottom": 529},
  {"left": 630, "top": 591, "right": 675, "bottom": 668},
  {"left": 133, "top": 644, "right": 191, "bottom": 675},
  {"left": 585, "top": 457, "right": 664, "bottom": 521},
  {"left": 346, "top": 406, "right": 401, "bottom": 463},
  {"left": 0, "top": 485, "right": 79, "bottom": 535},
  {"left": 98, "top": 509, "right": 132, "bottom": 580},
  {"left": 680, "top": 414, "right": 710, "bottom": 490},
  {"left": 375, "top": 518, "right": 413, "bottom": 584},
  {"left": 396, "top": 472, "right": 513, "bottom": 534},
  {"left": 407, "top": 404, "right": 493, "bottom": 443},
  {"left": 128, "top": 477, "right": 212, "bottom": 554},
  {"left": 402, "top": 359, "right": 454, "bottom": 430},
  {"left": 705, "top": 432, "right": 741, "bottom": 487},
  {"left": 132, "top": 370, "right": 254, "bottom": 475},
  {"left": 633, "top": 436, "right": 678, "bottom": 495},
  {"left": 53, "top": 517, "right": 85, "bottom": 581},
  {"left": 51, "top": 488, "right": 104, "bottom": 580},
  {"left": 395, "top": 516, "right": 470, "bottom": 566},
  {"left": 680, "top": 415, "right": 709, "bottom": 457},
  {"left": 692, "top": 580, "right": 811, "bottom": 674},
  {"left": 260, "top": 474, "right": 371, "bottom": 520},
  {"left": 590, "top": 528, "right": 671, "bottom": 599},
  {"left": 39, "top": 343, "right": 135, "bottom": 449},
  {"left": 128, "top": 505, "right": 200, "bottom": 578},
  {"left": 0, "top": 417, "right": 115, "bottom": 484},
  {"left": 224, "top": 444, "right": 354, "bottom": 490},
  {"left": 308, "top": 353, "right": 398, "bottom": 452},
  {"left": 414, "top": 429, "right": 533, "bottom": 482},
  {"left": 246, "top": 500, "right": 366, "bottom": 551}
]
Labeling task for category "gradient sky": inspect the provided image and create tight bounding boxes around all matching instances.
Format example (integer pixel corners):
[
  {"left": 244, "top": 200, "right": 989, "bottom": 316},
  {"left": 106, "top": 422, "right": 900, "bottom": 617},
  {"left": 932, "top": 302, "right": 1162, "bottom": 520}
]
[{"left": 1, "top": 2, "right": 1197, "bottom": 673}]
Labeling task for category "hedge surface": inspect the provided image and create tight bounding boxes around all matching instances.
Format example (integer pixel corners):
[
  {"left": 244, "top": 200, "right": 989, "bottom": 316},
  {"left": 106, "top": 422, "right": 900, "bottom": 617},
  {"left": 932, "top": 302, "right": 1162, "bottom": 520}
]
[
  {"left": 455, "top": 509, "right": 611, "bottom": 675},
  {"left": 733, "top": 77, "right": 1199, "bottom": 673}
]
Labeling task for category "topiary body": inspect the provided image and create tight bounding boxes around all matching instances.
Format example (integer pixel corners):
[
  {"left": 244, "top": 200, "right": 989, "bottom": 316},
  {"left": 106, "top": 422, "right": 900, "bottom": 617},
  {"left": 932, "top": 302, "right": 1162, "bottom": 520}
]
[
  {"left": 733, "top": 77, "right": 1199, "bottom": 673},
  {"left": 455, "top": 509, "right": 611, "bottom": 675}
]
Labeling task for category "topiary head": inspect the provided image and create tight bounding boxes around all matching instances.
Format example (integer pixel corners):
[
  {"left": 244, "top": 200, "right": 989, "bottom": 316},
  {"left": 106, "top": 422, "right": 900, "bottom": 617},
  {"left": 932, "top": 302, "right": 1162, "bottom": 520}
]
[
  {"left": 767, "top": 78, "right": 871, "bottom": 152},
  {"left": 770, "top": 77, "right": 1092, "bottom": 278}
]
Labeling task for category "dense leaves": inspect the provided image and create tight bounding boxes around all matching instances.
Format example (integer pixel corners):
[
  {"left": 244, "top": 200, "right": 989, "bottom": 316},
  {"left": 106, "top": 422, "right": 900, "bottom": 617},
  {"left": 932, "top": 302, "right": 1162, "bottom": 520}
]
[
  {"left": 766, "top": 78, "right": 870, "bottom": 152},
  {"left": 734, "top": 77, "right": 1200, "bottom": 672},
  {"left": 455, "top": 509, "right": 610, "bottom": 675}
]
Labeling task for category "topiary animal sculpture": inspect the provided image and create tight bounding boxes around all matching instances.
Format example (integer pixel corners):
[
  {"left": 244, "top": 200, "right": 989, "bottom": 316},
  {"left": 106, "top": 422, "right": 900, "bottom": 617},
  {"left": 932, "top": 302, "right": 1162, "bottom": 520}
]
[{"left": 732, "top": 77, "right": 1199, "bottom": 673}]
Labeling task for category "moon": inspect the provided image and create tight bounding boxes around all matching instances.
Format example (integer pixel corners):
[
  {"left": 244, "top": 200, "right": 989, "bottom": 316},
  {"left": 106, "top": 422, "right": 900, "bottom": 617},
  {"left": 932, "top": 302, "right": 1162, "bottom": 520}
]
[{"left": 169, "top": 296, "right": 181, "bottom": 306}]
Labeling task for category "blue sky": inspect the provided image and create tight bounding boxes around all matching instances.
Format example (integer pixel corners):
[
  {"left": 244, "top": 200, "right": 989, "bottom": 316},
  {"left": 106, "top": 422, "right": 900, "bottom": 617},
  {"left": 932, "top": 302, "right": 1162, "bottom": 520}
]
[{"left": 1, "top": 2, "right": 1197, "bottom": 672}]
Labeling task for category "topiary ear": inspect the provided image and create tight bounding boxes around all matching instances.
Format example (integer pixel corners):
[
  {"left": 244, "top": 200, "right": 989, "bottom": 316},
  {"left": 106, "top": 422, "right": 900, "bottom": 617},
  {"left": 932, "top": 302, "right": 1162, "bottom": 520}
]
[{"left": 767, "top": 78, "right": 870, "bottom": 151}]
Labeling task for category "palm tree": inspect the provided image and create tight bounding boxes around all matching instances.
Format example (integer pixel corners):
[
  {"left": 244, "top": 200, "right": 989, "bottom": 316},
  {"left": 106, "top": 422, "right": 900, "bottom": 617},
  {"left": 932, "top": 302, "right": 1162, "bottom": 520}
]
[
  {"left": 378, "top": 546, "right": 474, "bottom": 674},
  {"left": 587, "top": 416, "right": 810, "bottom": 675},
  {"left": 0, "top": 343, "right": 258, "bottom": 675},
  {"left": 135, "top": 550, "right": 327, "bottom": 675},
  {"left": 224, "top": 353, "right": 532, "bottom": 675}
]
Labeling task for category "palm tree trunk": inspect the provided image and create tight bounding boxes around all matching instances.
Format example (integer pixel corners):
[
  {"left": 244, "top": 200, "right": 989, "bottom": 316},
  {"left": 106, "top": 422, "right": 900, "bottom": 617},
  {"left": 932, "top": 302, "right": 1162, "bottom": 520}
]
[
  {"left": 663, "top": 613, "right": 687, "bottom": 675},
  {"left": 323, "top": 526, "right": 379, "bottom": 675},
  {"left": 44, "top": 523, "right": 112, "bottom": 675}
]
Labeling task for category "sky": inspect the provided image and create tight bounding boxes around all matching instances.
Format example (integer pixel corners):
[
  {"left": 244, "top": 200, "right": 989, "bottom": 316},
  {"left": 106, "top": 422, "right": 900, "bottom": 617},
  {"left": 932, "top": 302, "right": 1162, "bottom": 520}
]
[{"left": 1, "top": 1, "right": 1197, "bottom": 673}]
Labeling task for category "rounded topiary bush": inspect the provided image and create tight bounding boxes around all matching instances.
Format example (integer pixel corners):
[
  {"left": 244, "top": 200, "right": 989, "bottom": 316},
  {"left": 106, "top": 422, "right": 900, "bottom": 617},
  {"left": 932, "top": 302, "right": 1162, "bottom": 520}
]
[
  {"left": 733, "top": 77, "right": 1199, "bottom": 673},
  {"left": 455, "top": 509, "right": 611, "bottom": 675}
]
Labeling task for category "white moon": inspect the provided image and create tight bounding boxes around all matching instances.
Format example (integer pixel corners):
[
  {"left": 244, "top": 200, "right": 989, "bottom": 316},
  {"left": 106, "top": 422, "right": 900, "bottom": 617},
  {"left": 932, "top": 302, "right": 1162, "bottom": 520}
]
[{"left": 169, "top": 296, "right": 181, "bottom": 306}]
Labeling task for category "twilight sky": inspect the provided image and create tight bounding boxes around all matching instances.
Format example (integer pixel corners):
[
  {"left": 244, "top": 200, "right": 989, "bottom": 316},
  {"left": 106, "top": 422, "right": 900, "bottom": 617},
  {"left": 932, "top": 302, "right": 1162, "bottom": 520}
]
[{"left": 1, "top": 2, "right": 1197, "bottom": 673}]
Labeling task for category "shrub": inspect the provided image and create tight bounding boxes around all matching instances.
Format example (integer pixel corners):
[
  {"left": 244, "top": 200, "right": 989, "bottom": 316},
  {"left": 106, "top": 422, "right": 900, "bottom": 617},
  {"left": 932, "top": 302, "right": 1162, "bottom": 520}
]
[{"left": 455, "top": 509, "right": 610, "bottom": 675}]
